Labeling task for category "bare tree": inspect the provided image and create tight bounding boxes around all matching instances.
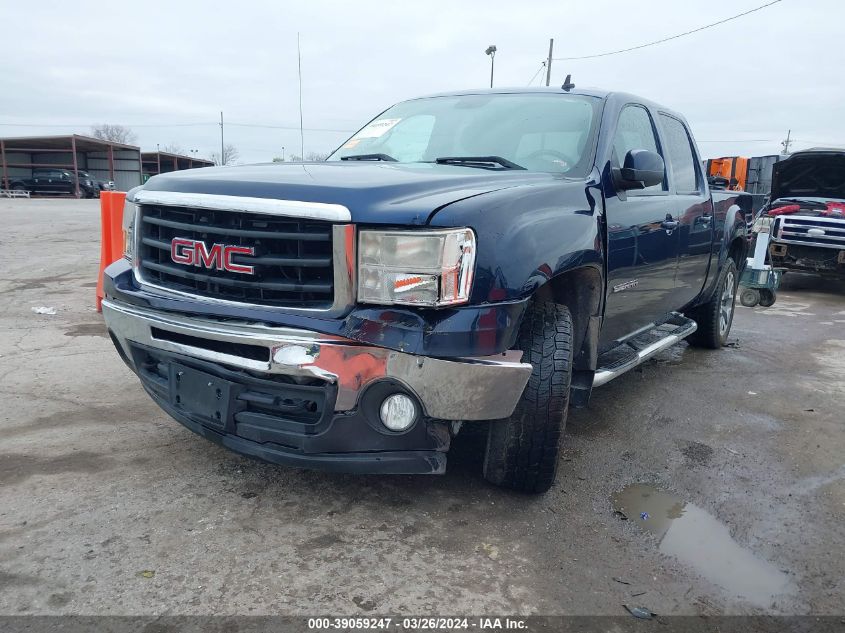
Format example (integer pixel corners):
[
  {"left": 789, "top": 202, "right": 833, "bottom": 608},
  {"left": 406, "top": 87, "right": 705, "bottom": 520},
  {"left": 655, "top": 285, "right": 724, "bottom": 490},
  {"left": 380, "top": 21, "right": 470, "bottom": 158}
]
[
  {"left": 91, "top": 124, "right": 137, "bottom": 145},
  {"left": 283, "top": 152, "right": 327, "bottom": 163},
  {"left": 210, "top": 144, "right": 240, "bottom": 166},
  {"left": 161, "top": 143, "right": 185, "bottom": 155}
]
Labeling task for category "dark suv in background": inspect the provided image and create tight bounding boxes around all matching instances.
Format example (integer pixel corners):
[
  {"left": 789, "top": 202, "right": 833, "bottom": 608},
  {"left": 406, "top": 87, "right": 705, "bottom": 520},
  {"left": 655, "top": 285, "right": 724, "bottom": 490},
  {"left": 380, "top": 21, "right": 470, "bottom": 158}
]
[{"left": 10, "top": 168, "right": 102, "bottom": 198}]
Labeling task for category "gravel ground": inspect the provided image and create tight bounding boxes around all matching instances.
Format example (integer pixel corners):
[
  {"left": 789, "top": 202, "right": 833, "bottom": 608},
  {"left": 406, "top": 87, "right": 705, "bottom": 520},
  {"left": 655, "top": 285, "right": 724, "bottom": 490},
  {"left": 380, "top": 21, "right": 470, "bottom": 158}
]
[{"left": 0, "top": 198, "right": 843, "bottom": 616}]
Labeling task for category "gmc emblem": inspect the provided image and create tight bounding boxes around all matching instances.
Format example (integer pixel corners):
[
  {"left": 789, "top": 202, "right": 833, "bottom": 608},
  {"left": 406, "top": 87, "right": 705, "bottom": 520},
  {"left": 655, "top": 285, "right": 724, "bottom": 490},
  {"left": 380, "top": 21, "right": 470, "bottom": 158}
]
[{"left": 170, "top": 238, "right": 255, "bottom": 274}]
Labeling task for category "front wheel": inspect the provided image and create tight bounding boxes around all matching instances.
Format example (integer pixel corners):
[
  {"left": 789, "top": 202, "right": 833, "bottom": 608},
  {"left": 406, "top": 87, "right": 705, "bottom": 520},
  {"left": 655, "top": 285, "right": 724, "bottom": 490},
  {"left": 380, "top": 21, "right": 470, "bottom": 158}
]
[
  {"left": 482, "top": 301, "right": 573, "bottom": 494},
  {"left": 688, "top": 259, "right": 738, "bottom": 349}
]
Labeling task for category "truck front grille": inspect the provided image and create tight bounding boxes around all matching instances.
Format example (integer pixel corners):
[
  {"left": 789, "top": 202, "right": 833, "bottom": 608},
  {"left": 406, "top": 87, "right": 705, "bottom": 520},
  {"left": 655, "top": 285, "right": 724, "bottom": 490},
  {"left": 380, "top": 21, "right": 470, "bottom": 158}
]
[
  {"left": 137, "top": 204, "right": 335, "bottom": 308},
  {"left": 776, "top": 215, "right": 845, "bottom": 249}
]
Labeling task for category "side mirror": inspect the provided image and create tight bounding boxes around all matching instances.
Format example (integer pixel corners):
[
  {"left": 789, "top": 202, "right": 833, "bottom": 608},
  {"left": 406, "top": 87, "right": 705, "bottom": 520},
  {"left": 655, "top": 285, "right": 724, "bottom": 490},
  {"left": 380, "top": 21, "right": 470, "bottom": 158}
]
[{"left": 615, "top": 149, "right": 664, "bottom": 190}]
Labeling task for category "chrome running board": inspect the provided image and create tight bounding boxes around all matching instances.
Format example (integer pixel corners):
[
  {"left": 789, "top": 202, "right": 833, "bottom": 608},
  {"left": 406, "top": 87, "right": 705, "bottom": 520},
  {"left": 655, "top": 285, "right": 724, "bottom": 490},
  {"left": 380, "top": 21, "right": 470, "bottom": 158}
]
[{"left": 593, "top": 313, "right": 697, "bottom": 387}]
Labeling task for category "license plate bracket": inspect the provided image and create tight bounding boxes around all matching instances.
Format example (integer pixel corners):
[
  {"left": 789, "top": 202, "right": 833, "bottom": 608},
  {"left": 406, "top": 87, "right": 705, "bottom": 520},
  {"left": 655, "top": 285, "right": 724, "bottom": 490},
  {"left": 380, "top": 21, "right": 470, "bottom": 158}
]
[{"left": 170, "top": 362, "right": 235, "bottom": 431}]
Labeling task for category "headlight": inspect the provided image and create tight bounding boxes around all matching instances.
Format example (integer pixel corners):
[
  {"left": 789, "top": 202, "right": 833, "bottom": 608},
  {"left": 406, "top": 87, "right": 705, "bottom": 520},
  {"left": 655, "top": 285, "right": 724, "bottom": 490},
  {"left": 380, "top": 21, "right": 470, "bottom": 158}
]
[
  {"left": 358, "top": 228, "right": 476, "bottom": 307},
  {"left": 752, "top": 216, "right": 773, "bottom": 234},
  {"left": 122, "top": 199, "right": 138, "bottom": 261}
]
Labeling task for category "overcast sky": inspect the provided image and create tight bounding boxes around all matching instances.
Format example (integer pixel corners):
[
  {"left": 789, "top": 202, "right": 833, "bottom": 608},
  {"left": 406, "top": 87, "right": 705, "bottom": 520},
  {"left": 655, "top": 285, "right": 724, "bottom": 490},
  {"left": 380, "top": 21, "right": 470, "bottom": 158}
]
[{"left": 1, "top": 0, "right": 842, "bottom": 163}]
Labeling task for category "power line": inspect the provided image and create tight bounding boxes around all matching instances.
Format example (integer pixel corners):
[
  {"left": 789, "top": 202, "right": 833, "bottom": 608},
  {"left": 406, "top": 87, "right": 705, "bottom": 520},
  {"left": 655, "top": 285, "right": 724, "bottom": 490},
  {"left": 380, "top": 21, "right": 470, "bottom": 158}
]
[
  {"left": 793, "top": 139, "right": 845, "bottom": 145},
  {"left": 697, "top": 139, "right": 776, "bottom": 143},
  {"left": 526, "top": 62, "right": 546, "bottom": 86},
  {"left": 0, "top": 122, "right": 214, "bottom": 128},
  {"left": 0, "top": 121, "right": 353, "bottom": 133},
  {"left": 552, "top": 0, "right": 784, "bottom": 61},
  {"left": 227, "top": 122, "right": 352, "bottom": 133}
]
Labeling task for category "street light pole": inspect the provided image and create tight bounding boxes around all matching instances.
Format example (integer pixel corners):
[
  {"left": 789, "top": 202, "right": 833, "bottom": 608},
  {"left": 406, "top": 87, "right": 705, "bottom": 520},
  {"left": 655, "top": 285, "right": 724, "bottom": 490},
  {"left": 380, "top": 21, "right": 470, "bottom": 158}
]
[{"left": 485, "top": 45, "right": 497, "bottom": 88}]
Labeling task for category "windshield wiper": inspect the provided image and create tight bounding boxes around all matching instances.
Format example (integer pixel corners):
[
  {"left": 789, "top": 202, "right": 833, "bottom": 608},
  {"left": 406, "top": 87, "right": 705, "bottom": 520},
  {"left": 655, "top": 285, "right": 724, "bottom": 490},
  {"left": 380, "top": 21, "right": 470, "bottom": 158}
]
[
  {"left": 340, "top": 153, "right": 397, "bottom": 162},
  {"left": 434, "top": 156, "right": 525, "bottom": 170}
]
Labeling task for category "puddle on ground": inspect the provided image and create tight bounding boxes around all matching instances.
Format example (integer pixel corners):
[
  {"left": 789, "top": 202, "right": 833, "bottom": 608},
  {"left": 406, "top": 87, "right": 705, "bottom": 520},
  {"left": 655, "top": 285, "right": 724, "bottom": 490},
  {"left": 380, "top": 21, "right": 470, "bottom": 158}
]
[{"left": 612, "top": 484, "right": 791, "bottom": 607}]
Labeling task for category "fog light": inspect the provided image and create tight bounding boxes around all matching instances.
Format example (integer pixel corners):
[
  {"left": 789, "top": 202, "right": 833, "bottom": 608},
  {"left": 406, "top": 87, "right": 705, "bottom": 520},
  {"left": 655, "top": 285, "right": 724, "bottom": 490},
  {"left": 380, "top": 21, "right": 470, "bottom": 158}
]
[{"left": 379, "top": 393, "right": 417, "bottom": 431}]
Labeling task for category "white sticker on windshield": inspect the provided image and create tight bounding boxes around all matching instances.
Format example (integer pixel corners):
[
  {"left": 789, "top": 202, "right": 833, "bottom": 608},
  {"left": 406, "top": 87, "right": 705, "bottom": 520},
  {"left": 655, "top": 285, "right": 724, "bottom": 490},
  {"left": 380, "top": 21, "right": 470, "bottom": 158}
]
[{"left": 353, "top": 118, "right": 401, "bottom": 139}]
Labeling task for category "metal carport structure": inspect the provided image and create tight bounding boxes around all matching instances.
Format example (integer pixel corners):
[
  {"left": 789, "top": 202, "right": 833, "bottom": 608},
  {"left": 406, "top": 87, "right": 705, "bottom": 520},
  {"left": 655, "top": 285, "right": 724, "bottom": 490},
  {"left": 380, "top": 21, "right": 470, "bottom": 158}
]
[
  {"left": 141, "top": 152, "right": 214, "bottom": 180},
  {"left": 0, "top": 134, "right": 142, "bottom": 196}
]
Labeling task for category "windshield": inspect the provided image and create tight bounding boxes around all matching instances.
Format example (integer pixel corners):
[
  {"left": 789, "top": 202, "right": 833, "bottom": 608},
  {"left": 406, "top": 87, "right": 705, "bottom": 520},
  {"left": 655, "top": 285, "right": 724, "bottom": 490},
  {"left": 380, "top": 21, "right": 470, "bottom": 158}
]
[{"left": 328, "top": 93, "right": 601, "bottom": 176}]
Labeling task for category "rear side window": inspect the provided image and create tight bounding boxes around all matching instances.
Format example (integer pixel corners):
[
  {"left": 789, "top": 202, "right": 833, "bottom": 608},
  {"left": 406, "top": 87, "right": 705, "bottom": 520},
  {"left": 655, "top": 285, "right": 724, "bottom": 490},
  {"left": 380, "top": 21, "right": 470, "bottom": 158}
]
[
  {"left": 659, "top": 114, "right": 699, "bottom": 193},
  {"left": 612, "top": 105, "right": 665, "bottom": 192}
]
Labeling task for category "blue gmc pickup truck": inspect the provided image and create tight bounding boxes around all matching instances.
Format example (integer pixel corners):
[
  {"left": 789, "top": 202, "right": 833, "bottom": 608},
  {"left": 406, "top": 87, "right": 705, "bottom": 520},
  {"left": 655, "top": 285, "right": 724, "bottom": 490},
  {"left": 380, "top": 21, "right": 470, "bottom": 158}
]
[{"left": 103, "top": 87, "right": 748, "bottom": 493}]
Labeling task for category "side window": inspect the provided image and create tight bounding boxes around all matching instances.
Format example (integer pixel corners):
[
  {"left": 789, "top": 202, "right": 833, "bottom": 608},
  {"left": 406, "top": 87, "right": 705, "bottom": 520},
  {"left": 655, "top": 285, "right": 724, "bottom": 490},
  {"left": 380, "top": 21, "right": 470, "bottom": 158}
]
[
  {"left": 612, "top": 105, "right": 665, "bottom": 192},
  {"left": 659, "top": 114, "right": 699, "bottom": 193}
]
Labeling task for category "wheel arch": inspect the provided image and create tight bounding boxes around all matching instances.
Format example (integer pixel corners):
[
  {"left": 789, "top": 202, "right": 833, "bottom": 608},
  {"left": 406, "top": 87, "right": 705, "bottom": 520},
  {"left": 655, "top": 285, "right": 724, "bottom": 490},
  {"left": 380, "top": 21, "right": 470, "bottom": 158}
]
[
  {"left": 532, "top": 265, "right": 603, "bottom": 372},
  {"left": 727, "top": 235, "right": 748, "bottom": 272}
]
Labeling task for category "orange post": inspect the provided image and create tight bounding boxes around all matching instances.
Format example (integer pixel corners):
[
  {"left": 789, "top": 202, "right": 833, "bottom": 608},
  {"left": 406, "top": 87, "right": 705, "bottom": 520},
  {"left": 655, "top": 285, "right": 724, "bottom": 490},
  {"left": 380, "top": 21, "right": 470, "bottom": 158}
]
[{"left": 96, "top": 191, "right": 127, "bottom": 312}]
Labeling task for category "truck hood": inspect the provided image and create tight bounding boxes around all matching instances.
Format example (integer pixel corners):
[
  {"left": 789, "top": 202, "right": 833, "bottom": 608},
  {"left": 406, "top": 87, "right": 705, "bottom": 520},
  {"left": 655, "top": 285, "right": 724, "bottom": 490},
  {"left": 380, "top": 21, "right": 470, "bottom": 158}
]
[
  {"left": 140, "top": 162, "right": 560, "bottom": 225},
  {"left": 771, "top": 150, "right": 845, "bottom": 202}
]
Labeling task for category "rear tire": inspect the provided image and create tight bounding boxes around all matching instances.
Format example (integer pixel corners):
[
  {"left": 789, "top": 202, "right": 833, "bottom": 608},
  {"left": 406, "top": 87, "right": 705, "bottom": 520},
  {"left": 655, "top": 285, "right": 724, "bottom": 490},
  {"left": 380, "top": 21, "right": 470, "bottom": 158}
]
[
  {"left": 688, "top": 259, "right": 738, "bottom": 349},
  {"left": 482, "top": 300, "right": 573, "bottom": 494}
]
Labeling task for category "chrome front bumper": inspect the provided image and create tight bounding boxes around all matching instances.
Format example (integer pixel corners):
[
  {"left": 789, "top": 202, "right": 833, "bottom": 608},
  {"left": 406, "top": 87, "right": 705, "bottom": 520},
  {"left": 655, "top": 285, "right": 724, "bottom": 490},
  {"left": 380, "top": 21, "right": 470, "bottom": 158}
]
[{"left": 103, "top": 300, "right": 532, "bottom": 420}]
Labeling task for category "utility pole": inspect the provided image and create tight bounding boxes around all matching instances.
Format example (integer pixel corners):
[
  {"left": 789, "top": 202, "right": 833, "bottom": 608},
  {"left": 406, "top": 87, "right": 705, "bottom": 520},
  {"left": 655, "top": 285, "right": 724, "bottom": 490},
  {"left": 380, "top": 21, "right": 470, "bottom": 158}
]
[
  {"left": 545, "top": 38, "right": 554, "bottom": 87},
  {"left": 219, "top": 111, "right": 225, "bottom": 165},
  {"left": 781, "top": 129, "right": 792, "bottom": 154},
  {"left": 297, "top": 33, "right": 305, "bottom": 160}
]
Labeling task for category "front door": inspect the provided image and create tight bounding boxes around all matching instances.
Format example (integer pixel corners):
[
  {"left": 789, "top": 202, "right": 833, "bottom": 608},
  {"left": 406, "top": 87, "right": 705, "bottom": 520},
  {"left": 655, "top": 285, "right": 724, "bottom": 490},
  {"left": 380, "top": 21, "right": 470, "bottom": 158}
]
[{"left": 602, "top": 104, "right": 680, "bottom": 348}]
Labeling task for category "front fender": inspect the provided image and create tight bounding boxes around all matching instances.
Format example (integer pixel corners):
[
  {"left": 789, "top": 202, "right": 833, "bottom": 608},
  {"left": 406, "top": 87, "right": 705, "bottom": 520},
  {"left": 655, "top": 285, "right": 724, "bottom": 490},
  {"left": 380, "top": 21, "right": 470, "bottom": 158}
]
[{"left": 428, "top": 180, "right": 605, "bottom": 303}]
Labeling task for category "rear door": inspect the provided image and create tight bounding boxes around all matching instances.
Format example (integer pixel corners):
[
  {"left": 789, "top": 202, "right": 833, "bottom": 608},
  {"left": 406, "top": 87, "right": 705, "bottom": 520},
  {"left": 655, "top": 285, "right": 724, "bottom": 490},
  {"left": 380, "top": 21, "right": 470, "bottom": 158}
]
[
  {"left": 657, "top": 113, "right": 713, "bottom": 309},
  {"left": 601, "top": 104, "right": 680, "bottom": 347}
]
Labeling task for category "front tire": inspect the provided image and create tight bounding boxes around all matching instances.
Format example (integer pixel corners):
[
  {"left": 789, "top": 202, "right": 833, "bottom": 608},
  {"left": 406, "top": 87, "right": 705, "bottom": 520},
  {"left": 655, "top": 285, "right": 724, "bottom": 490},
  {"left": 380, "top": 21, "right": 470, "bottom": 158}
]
[
  {"left": 688, "top": 259, "right": 738, "bottom": 349},
  {"left": 482, "top": 301, "right": 573, "bottom": 494}
]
